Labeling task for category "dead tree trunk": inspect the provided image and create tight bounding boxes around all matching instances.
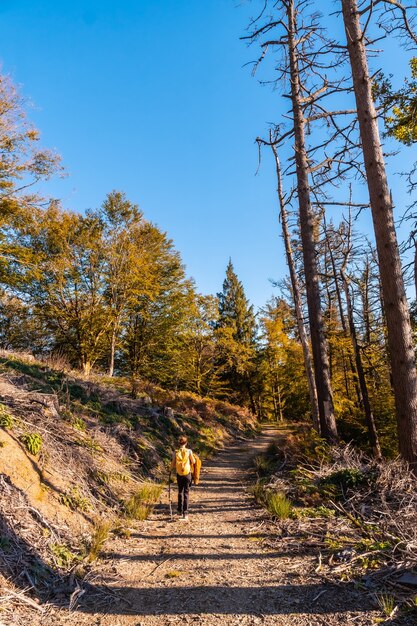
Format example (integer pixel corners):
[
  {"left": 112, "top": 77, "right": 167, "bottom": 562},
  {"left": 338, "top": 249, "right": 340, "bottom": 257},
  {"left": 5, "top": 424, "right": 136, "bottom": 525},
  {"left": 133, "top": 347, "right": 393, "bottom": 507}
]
[
  {"left": 324, "top": 224, "right": 362, "bottom": 408},
  {"left": 342, "top": 0, "right": 417, "bottom": 466},
  {"left": 287, "top": 2, "right": 338, "bottom": 443},
  {"left": 341, "top": 268, "right": 382, "bottom": 458},
  {"left": 270, "top": 139, "right": 320, "bottom": 433}
]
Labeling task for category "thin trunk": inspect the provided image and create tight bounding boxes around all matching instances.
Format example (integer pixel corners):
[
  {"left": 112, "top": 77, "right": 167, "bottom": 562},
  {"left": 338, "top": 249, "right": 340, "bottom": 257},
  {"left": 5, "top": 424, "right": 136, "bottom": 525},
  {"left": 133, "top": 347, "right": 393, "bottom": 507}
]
[
  {"left": 108, "top": 324, "right": 117, "bottom": 377},
  {"left": 271, "top": 385, "right": 280, "bottom": 422},
  {"left": 270, "top": 139, "right": 320, "bottom": 433},
  {"left": 82, "top": 360, "right": 91, "bottom": 378},
  {"left": 287, "top": 2, "right": 338, "bottom": 443},
  {"left": 325, "top": 228, "right": 362, "bottom": 407},
  {"left": 342, "top": 0, "right": 417, "bottom": 466},
  {"left": 342, "top": 269, "right": 382, "bottom": 458},
  {"left": 362, "top": 257, "right": 371, "bottom": 346},
  {"left": 246, "top": 378, "right": 257, "bottom": 416},
  {"left": 276, "top": 377, "right": 284, "bottom": 422},
  {"left": 414, "top": 238, "right": 417, "bottom": 302}
]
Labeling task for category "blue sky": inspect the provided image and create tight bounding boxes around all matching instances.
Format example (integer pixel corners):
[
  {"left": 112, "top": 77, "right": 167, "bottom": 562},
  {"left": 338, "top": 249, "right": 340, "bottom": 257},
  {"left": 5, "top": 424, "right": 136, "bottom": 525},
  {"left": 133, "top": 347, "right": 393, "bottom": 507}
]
[{"left": 0, "top": 0, "right": 415, "bottom": 309}]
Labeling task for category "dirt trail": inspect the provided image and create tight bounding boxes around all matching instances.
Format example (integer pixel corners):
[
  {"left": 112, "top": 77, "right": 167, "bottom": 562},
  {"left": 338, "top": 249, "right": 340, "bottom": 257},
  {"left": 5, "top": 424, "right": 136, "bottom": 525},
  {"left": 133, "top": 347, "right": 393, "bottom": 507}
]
[{"left": 60, "top": 426, "right": 374, "bottom": 626}]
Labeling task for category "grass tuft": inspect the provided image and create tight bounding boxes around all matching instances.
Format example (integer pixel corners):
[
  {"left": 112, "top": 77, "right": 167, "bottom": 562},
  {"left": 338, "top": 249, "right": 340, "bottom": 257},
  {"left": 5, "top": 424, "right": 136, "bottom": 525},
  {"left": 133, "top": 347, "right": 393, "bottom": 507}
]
[
  {"left": 266, "top": 491, "right": 292, "bottom": 520},
  {"left": 87, "top": 521, "right": 112, "bottom": 562},
  {"left": 376, "top": 592, "right": 396, "bottom": 618},
  {"left": 125, "top": 482, "right": 163, "bottom": 520}
]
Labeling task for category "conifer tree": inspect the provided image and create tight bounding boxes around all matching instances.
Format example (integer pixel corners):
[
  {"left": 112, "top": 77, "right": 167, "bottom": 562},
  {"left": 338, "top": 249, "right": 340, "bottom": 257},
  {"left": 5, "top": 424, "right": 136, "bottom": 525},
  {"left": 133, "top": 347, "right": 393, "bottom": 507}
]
[{"left": 216, "top": 260, "right": 257, "bottom": 411}]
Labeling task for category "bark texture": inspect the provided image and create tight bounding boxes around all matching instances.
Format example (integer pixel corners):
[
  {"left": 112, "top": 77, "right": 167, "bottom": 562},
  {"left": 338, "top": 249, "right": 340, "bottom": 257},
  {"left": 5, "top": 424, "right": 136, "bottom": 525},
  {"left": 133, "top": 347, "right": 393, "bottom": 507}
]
[
  {"left": 271, "top": 140, "right": 320, "bottom": 433},
  {"left": 342, "top": 0, "right": 417, "bottom": 466},
  {"left": 287, "top": 2, "right": 338, "bottom": 443}
]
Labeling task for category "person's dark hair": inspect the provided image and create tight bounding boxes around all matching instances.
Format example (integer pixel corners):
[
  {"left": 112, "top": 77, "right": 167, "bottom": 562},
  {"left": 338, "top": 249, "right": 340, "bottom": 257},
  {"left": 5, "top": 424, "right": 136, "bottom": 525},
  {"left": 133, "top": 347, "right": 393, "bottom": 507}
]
[{"left": 178, "top": 435, "right": 188, "bottom": 446}]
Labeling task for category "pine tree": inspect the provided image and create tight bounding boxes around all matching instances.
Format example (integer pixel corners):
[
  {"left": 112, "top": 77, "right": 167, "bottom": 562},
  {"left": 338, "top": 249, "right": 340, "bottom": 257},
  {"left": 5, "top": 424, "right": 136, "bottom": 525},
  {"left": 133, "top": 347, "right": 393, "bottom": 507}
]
[{"left": 216, "top": 260, "right": 257, "bottom": 411}]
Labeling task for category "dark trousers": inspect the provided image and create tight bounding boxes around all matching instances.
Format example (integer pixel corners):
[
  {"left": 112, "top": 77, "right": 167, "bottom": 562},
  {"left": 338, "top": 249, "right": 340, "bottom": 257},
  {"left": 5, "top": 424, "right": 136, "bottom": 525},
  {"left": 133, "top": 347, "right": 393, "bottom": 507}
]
[{"left": 177, "top": 473, "right": 192, "bottom": 513}]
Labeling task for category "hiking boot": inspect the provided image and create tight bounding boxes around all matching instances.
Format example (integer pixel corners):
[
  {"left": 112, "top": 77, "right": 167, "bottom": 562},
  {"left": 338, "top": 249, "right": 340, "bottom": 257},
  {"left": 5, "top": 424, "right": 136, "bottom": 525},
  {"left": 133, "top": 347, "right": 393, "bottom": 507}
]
[{"left": 181, "top": 513, "right": 189, "bottom": 521}]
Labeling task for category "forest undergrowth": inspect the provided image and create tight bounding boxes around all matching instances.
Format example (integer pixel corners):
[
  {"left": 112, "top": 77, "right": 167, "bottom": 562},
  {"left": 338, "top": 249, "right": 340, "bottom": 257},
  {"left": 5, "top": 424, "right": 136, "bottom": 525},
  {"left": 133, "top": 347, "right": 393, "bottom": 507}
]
[{"left": 251, "top": 426, "right": 417, "bottom": 622}]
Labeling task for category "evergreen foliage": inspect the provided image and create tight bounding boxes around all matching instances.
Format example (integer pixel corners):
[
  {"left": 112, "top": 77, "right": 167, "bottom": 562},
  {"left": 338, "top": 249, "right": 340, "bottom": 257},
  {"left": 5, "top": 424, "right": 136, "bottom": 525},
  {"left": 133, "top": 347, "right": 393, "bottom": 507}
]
[{"left": 215, "top": 260, "right": 258, "bottom": 409}]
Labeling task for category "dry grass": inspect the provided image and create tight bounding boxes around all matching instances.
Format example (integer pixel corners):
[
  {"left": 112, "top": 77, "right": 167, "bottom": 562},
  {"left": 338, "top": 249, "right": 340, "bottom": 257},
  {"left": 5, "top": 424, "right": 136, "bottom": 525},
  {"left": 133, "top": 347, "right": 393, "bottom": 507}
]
[
  {"left": 87, "top": 520, "right": 112, "bottom": 562},
  {"left": 124, "top": 482, "right": 163, "bottom": 520},
  {"left": 258, "top": 428, "right": 417, "bottom": 618}
]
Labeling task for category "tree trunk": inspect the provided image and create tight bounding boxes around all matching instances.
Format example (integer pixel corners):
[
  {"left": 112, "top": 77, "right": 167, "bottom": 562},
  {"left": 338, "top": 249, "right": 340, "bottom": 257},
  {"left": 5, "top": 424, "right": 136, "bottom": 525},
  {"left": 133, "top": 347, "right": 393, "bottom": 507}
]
[
  {"left": 270, "top": 139, "right": 320, "bottom": 433},
  {"left": 82, "top": 360, "right": 91, "bottom": 378},
  {"left": 342, "top": 269, "right": 382, "bottom": 459},
  {"left": 287, "top": 2, "right": 338, "bottom": 443},
  {"left": 325, "top": 227, "right": 362, "bottom": 408},
  {"left": 342, "top": 0, "right": 417, "bottom": 466},
  {"left": 414, "top": 238, "right": 417, "bottom": 302},
  {"left": 108, "top": 326, "right": 116, "bottom": 377},
  {"left": 276, "top": 378, "right": 284, "bottom": 422}
]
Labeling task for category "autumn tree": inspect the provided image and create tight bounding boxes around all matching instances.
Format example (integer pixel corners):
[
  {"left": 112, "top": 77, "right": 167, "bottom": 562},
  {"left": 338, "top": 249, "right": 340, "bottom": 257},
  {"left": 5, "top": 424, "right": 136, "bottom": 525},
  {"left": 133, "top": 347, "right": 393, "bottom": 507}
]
[
  {"left": 171, "top": 294, "right": 221, "bottom": 396},
  {"left": 93, "top": 191, "right": 149, "bottom": 377},
  {"left": 259, "top": 297, "right": 310, "bottom": 422},
  {"left": 21, "top": 204, "right": 109, "bottom": 375},
  {"left": 122, "top": 224, "right": 194, "bottom": 389},
  {"left": 0, "top": 72, "right": 61, "bottom": 289}
]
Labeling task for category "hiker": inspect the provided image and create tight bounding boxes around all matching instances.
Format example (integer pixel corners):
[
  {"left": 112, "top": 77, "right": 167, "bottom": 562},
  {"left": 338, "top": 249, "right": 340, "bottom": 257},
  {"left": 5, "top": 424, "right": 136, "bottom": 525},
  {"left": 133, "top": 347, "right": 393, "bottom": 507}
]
[{"left": 170, "top": 435, "right": 196, "bottom": 520}]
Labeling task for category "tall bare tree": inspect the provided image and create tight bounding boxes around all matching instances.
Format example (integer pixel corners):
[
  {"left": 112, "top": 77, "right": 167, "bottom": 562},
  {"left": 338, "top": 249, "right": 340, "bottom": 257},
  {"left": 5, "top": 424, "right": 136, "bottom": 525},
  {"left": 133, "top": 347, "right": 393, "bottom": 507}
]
[
  {"left": 341, "top": 0, "right": 417, "bottom": 466},
  {"left": 245, "top": 0, "right": 341, "bottom": 442},
  {"left": 268, "top": 136, "right": 320, "bottom": 432}
]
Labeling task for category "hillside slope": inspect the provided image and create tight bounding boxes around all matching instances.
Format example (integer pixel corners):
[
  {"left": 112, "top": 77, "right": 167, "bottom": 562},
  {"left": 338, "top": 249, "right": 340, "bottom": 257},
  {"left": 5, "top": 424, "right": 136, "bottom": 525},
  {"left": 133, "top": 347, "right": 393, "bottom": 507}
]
[{"left": 0, "top": 350, "right": 257, "bottom": 619}]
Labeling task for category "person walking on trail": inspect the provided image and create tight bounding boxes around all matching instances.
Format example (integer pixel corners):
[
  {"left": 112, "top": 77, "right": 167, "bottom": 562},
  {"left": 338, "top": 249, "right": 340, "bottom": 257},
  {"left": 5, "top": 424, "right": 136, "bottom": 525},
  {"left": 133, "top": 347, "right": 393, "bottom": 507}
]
[{"left": 171, "top": 435, "right": 195, "bottom": 521}]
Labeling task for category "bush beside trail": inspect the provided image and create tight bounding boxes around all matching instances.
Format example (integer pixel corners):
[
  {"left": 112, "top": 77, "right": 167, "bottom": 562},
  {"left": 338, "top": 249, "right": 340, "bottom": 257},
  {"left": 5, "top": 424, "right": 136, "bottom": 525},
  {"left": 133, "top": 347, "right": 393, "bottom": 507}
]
[{"left": 250, "top": 425, "right": 417, "bottom": 622}]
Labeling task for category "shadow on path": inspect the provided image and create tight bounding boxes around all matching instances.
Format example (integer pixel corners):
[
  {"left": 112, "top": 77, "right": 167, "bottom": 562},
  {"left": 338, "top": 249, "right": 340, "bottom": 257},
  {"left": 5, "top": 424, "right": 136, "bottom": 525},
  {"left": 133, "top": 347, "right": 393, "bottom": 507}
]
[{"left": 77, "top": 582, "right": 369, "bottom": 616}]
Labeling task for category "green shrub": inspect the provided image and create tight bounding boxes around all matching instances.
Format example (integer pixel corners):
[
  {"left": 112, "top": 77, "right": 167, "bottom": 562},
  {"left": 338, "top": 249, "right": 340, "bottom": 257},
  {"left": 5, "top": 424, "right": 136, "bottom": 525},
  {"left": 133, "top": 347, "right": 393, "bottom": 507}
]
[
  {"left": 72, "top": 416, "right": 86, "bottom": 431},
  {"left": 254, "top": 454, "right": 275, "bottom": 476},
  {"left": 20, "top": 432, "right": 42, "bottom": 455},
  {"left": 319, "top": 468, "right": 368, "bottom": 498},
  {"left": 51, "top": 543, "right": 79, "bottom": 568},
  {"left": 285, "top": 428, "right": 331, "bottom": 467},
  {"left": 60, "top": 487, "right": 90, "bottom": 511},
  {"left": 266, "top": 492, "right": 292, "bottom": 520},
  {"left": 0, "top": 404, "right": 14, "bottom": 429},
  {"left": 376, "top": 593, "right": 396, "bottom": 618},
  {"left": 293, "top": 505, "right": 335, "bottom": 519}
]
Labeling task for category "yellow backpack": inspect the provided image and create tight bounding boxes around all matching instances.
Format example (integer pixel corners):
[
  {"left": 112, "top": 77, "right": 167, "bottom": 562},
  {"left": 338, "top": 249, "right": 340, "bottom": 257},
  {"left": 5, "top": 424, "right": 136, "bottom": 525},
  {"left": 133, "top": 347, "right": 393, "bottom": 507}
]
[{"left": 175, "top": 448, "right": 191, "bottom": 476}]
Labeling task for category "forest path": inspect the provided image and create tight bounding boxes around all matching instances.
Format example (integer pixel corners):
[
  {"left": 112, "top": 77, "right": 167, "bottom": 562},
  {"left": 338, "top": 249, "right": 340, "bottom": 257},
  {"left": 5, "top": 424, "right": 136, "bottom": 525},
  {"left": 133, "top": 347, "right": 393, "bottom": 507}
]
[{"left": 65, "top": 426, "right": 373, "bottom": 626}]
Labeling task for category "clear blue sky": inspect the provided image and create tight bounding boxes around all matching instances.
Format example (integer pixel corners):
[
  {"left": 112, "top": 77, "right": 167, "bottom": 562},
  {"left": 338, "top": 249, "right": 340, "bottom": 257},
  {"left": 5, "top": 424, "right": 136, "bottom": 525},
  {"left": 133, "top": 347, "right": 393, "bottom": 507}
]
[{"left": 0, "top": 1, "right": 415, "bottom": 309}]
